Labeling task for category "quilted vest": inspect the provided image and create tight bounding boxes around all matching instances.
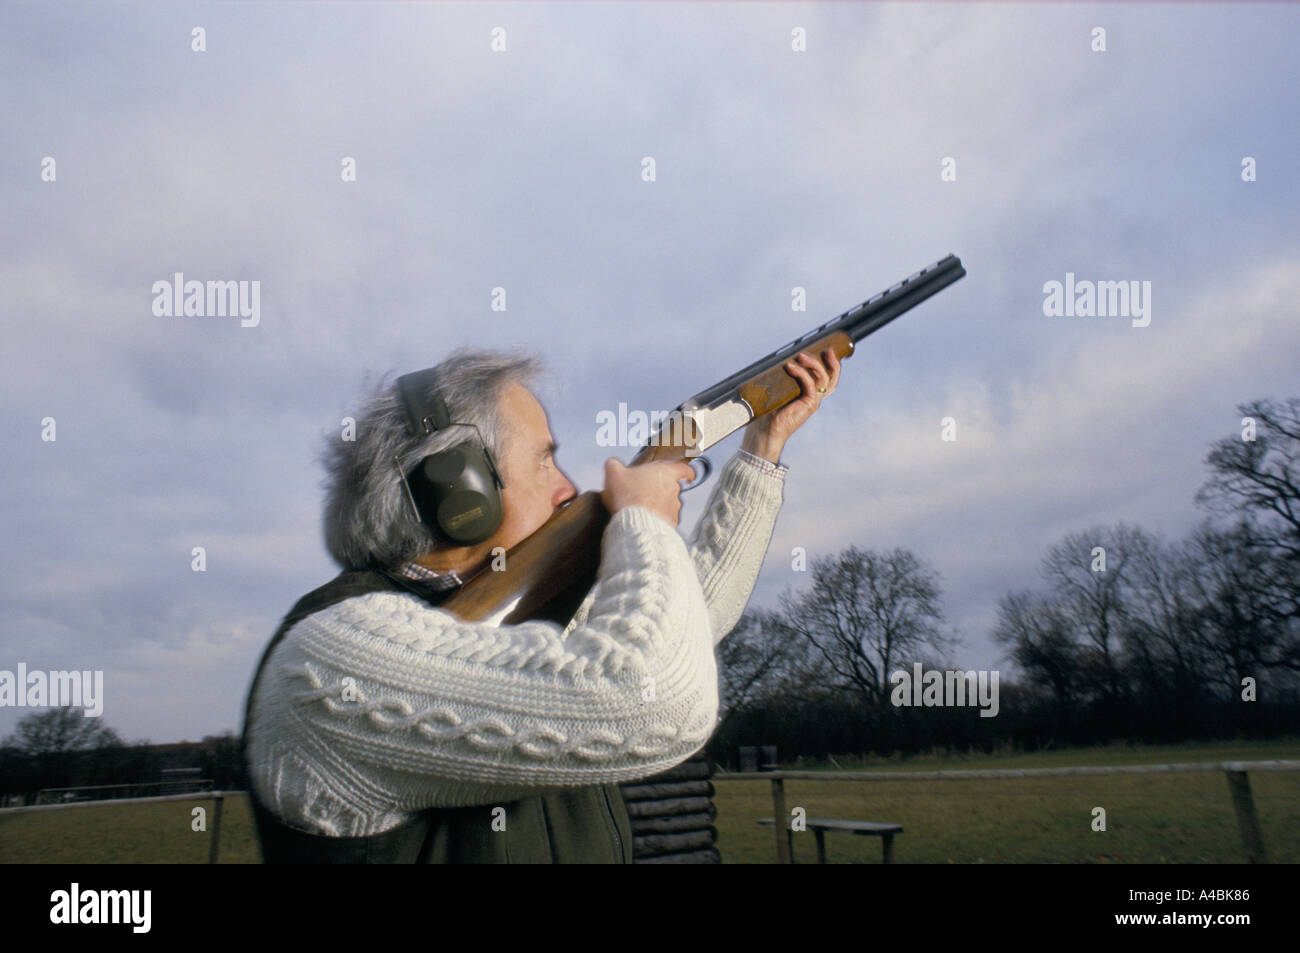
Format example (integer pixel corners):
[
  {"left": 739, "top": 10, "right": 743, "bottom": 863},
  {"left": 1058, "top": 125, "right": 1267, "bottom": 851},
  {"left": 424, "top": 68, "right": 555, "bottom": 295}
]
[{"left": 240, "top": 567, "right": 634, "bottom": 863}]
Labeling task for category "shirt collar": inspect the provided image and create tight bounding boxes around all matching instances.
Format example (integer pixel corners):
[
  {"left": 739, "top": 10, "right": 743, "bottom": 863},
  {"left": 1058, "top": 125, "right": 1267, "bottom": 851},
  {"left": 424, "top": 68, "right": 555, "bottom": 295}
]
[{"left": 391, "top": 560, "right": 464, "bottom": 594}]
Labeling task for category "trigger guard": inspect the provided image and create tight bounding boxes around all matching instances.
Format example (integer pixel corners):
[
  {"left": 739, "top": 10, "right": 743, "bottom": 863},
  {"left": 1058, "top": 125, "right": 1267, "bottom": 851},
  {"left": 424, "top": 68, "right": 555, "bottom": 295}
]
[{"left": 679, "top": 455, "right": 712, "bottom": 492}]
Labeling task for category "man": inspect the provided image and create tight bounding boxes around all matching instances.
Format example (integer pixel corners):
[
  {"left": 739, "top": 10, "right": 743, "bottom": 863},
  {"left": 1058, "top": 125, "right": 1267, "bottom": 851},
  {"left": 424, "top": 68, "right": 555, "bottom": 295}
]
[{"left": 243, "top": 346, "right": 841, "bottom": 862}]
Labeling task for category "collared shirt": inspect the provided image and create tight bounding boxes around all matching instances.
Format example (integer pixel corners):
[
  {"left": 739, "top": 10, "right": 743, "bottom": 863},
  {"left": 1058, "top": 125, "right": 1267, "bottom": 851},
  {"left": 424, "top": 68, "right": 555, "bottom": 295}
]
[{"left": 391, "top": 449, "right": 786, "bottom": 586}]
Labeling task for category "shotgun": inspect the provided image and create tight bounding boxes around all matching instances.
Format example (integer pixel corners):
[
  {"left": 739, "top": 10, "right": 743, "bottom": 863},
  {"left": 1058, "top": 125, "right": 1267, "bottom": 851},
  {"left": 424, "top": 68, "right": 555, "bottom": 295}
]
[{"left": 440, "top": 254, "right": 966, "bottom": 627}]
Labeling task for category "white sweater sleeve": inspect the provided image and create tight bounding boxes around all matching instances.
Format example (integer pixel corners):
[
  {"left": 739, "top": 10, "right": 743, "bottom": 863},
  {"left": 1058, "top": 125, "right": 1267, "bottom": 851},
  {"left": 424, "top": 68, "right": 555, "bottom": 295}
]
[
  {"left": 685, "top": 451, "right": 786, "bottom": 642},
  {"left": 250, "top": 507, "right": 716, "bottom": 829},
  {"left": 247, "top": 452, "right": 785, "bottom": 833}
]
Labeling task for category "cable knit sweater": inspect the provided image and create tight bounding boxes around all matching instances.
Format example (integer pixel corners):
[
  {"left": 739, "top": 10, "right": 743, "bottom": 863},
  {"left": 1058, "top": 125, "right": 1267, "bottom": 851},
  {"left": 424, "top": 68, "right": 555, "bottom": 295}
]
[{"left": 247, "top": 450, "right": 785, "bottom": 836}]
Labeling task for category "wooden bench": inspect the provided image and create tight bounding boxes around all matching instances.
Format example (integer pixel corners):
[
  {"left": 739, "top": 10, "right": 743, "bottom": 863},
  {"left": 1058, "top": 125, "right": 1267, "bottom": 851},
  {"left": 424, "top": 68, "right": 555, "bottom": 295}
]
[{"left": 757, "top": 817, "right": 903, "bottom": 864}]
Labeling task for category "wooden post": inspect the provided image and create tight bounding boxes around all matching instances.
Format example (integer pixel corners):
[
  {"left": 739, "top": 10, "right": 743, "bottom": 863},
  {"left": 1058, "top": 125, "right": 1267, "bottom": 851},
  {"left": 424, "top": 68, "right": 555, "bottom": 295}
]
[
  {"left": 207, "top": 793, "right": 224, "bottom": 864},
  {"left": 770, "top": 777, "right": 792, "bottom": 864},
  {"left": 1223, "top": 767, "right": 1267, "bottom": 864}
]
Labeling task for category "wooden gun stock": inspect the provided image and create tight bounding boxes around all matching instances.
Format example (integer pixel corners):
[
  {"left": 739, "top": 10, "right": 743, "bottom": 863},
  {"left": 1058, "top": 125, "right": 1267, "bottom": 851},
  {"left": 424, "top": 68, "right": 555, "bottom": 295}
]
[{"left": 440, "top": 490, "right": 610, "bottom": 626}]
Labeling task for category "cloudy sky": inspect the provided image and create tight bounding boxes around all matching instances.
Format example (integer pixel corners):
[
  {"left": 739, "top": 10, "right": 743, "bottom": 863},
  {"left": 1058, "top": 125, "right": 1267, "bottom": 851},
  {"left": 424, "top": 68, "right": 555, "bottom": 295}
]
[{"left": 2, "top": 1, "right": 1297, "bottom": 744}]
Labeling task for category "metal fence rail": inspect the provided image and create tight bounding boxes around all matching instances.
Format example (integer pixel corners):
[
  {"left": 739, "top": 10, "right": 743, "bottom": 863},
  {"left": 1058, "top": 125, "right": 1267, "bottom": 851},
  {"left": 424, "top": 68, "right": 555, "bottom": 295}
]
[{"left": 34, "top": 779, "right": 215, "bottom": 804}]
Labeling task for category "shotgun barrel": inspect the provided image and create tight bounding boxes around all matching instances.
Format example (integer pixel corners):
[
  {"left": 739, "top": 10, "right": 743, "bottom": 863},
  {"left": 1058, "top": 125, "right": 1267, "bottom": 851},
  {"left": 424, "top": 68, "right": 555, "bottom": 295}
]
[
  {"left": 684, "top": 254, "right": 964, "bottom": 411},
  {"left": 664, "top": 254, "right": 966, "bottom": 456}
]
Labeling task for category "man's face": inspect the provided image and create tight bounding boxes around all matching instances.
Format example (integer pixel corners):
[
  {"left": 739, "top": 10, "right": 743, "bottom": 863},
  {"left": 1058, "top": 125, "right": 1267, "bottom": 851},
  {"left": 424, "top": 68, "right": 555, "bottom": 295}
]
[{"left": 488, "top": 383, "right": 578, "bottom": 552}]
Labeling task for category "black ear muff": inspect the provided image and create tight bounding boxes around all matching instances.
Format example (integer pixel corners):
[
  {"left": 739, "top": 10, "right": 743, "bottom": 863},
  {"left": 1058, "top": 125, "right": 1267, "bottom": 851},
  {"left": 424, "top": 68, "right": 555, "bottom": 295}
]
[
  {"left": 395, "top": 369, "right": 505, "bottom": 546},
  {"left": 409, "top": 445, "right": 504, "bottom": 545}
]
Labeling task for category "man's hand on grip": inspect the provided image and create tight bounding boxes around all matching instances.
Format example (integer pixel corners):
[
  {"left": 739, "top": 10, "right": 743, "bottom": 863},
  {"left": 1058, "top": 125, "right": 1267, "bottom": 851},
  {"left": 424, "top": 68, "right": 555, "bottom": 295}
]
[{"left": 601, "top": 459, "right": 696, "bottom": 527}]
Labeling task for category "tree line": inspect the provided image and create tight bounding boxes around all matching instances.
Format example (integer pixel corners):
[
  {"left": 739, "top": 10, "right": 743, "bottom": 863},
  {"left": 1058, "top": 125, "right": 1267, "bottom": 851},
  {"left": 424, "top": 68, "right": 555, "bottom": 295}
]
[
  {"left": 708, "top": 397, "right": 1300, "bottom": 764},
  {"left": 0, "top": 708, "right": 243, "bottom": 804}
]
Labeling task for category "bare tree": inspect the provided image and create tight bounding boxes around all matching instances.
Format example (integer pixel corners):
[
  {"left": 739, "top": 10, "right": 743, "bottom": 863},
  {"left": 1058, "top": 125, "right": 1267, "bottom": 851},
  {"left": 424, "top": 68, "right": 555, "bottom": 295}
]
[
  {"left": 5, "top": 706, "right": 122, "bottom": 756},
  {"left": 1197, "top": 396, "right": 1300, "bottom": 561},
  {"left": 715, "top": 608, "right": 802, "bottom": 734},
  {"left": 1185, "top": 520, "right": 1300, "bottom": 685},
  {"left": 1196, "top": 397, "right": 1300, "bottom": 657},
  {"left": 1040, "top": 524, "right": 1145, "bottom": 702},
  {"left": 2, "top": 707, "right": 124, "bottom": 792},
  {"left": 1121, "top": 530, "right": 1219, "bottom": 706},
  {"left": 775, "top": 546, "right": 953, "bottom": 715},
  {"left": 993, "top": 589, "right": 1080, "bottom": 715}
]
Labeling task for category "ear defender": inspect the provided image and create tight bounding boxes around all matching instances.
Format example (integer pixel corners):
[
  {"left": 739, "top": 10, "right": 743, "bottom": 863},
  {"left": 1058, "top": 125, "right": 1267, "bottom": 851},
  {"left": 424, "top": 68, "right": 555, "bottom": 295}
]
[{"left": 395, "top": 369, "right": 506, "bottom": 546}]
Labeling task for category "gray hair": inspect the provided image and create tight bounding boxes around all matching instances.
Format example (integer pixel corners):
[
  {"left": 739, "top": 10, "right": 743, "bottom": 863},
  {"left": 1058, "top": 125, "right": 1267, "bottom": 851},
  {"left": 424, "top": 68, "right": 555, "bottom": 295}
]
[{"left": 320, "top": 348, "right": 544, "bottom": 570}]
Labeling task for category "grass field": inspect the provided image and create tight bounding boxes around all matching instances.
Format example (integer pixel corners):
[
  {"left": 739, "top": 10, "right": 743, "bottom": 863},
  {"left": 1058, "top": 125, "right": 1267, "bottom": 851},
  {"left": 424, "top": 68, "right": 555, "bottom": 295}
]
[
  {"left": 1, "top": 738, "right": 1296, "bottom": 863},
  {"left": 718, "top": 738, "right": 1300, "bottom": 863},
  {"left": 0, "top": 794, "right": 263, "bottom": 864}
]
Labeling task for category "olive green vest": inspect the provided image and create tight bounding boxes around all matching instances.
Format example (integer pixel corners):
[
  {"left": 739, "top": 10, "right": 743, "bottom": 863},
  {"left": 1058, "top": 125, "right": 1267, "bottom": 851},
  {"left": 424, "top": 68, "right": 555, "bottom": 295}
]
[{"left": 241, "top": 567, "right": 634, "bottom": 863}]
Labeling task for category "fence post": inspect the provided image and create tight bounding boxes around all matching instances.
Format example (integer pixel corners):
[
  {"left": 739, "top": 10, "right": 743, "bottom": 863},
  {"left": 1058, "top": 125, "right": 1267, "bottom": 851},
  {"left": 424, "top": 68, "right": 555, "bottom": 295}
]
[
  {"left": 208, "top": 793, "right": 224, "bottom": 864},
  {"left": 770, "top": 776, "right": 792, "bottom": 864},
  {"left": 1222, "top": 765, "right": 1267, "bottom": 864}
]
